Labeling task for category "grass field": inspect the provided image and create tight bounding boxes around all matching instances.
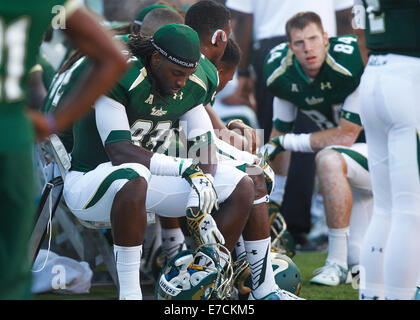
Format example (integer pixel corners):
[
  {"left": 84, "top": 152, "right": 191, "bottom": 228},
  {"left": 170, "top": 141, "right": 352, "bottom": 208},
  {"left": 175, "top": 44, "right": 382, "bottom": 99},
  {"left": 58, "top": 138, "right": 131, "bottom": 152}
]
[
  {"left": 294, "top": 251, "right": 358, "bottom": 300},
  {"left": 35, "top": 250, "right": 359, "bottom": 300}
]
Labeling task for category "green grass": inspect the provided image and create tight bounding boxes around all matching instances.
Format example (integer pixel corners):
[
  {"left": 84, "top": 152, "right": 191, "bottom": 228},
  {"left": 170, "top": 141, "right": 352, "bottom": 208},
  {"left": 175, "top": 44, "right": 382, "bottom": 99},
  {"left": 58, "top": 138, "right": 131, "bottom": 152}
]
[
  {"left": 294, "top": 251, "right": 358, "bottom": 300},
  {"left": 35, "top": 251, "right": 359, "bottom": 300}
]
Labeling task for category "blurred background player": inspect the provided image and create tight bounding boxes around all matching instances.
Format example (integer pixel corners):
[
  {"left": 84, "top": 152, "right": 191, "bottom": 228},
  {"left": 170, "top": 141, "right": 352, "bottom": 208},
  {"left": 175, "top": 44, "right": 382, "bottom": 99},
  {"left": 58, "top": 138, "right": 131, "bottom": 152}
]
[{"left": 0, "top": 0, "right": 127, "bottom": 299}]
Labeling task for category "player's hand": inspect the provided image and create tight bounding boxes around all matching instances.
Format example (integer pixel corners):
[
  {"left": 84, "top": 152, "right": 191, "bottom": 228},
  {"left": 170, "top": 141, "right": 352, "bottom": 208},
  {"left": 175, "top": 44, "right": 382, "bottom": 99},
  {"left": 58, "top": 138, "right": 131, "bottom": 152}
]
[
  {"left": 27, "top": 110, "right": 50, "bottom": 141},
  {"left": 228, "top": 120, "right": 260, "bottom": 154},
  {"left": 186, "top": 207, "right": 225, "bottom": 246},
  {"left": 263, "top": 136, "right": 285, "bottom": 161},
  {"left": 182, "top": 164, "right": 219, "bottom": 214}
]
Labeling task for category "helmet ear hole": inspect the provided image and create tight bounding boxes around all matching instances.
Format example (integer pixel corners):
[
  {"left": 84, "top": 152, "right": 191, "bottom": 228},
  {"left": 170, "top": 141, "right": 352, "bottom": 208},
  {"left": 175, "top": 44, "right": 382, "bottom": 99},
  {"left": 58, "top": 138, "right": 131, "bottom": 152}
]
[{"left": 271, "top": 252, "right": 302, "bottom": 296}]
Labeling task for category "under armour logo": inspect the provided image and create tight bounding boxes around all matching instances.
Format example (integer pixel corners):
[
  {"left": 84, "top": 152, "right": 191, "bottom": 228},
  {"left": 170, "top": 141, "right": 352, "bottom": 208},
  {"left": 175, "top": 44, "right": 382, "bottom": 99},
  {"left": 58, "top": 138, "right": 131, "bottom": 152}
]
[
  {"left": 201, "top": 220, "right": 210, "bottom": 231},
  {"left": 249, "top": 250, "right": 258, "bottom": 255},
  {"left": 320, "top": 81, "right": 332, "bottom": 90},
  {"left": 371, "top": 246, "right": 383, "bottom": 253},
  {"left": 173, "top": 91, "right": 184, "bottom": 100},
  {"left": 200, "top": 179, "right": 209, "bottom": 186}
]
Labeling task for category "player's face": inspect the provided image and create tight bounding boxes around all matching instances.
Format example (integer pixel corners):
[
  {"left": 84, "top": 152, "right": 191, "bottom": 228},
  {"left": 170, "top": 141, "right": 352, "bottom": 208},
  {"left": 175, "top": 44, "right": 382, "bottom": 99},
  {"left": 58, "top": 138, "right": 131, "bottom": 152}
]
[
  {"left": 152, "top": 54, "right": 197, "bottom": 96},
  {"left": 288, "top": 23, "right": 328, "bottom": 79},
  {"left": 216, "top": 62, "right": 236, "bottom": 93}
]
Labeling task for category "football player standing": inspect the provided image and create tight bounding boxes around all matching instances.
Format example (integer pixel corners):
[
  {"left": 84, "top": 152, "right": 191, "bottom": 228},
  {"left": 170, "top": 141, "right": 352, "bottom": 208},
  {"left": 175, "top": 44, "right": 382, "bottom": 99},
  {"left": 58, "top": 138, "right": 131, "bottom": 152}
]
[{"left": 354, "top": 0, "right": 420, "bottom": 300}]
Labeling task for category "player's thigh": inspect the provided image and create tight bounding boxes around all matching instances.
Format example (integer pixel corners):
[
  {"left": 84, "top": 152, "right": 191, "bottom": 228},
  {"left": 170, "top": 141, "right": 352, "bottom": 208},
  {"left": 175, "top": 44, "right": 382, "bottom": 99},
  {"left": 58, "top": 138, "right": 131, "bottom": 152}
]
[
  {"left": 378, "top": 55, "right": 420, "bottom": 128},
  {"left": 148, "top": 163, "right": 247, "bottom": 218},
  {"left": 63, "top": 162, "right": 150, "bottom": 223}
]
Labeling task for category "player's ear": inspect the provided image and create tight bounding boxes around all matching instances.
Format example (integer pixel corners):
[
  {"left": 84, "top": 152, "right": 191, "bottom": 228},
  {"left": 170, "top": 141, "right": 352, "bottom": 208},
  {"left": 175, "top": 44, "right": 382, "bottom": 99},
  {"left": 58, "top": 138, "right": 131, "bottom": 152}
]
[
  {"left": 323, "top": 32, "right": 329, "bottom": 46},
  {"left": 150, "top": 51, "right": 162, "bottom": 68}
]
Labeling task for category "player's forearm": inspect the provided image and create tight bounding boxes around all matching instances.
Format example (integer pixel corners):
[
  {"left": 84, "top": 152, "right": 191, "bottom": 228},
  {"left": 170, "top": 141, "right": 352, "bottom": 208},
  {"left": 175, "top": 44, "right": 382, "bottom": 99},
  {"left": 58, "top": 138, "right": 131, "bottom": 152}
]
[
  {"left": 105, "top": 141, "right": 154, "bottom": 168},
  {"left": 196, "top": 144, "right": 218, "bottom": 176},
  {"left": 106, "top": 141, "right": 196, "bottom": 177},
  {"left": 309, "top": 126, "right": 360, "bottom": 152}
]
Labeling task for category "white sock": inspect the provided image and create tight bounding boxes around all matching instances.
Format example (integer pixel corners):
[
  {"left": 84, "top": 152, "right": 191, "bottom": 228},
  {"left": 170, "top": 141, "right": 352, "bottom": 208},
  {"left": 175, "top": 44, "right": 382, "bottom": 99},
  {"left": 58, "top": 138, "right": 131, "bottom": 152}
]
[
  {"left": 326, "top": 227, "right": 349, "bottom": 269},
  {"left": 114, "top": 244, "right": 142, "bottom": 300},
  {"left": 244, "top": 237, "right": 277, "bottom": 298},
  {"left": 161, "top": 227, "right": 186, "bottom": 263},
  {"left": 234, "top": 235, "right": 247, "bottom": 261},
  {"left": 269, "top": 175, "right": 287, "bottom": 204}
]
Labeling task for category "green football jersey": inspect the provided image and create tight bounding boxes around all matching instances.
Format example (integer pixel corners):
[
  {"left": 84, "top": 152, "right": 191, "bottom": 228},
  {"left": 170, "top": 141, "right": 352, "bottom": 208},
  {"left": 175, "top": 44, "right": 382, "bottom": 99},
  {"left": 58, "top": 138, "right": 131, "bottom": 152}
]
[
  {"left": 199, "top": 54, "right": 219, "bottom": 106},
  {"left": 264, "top": 35, "right": 364, "bottom": 133},
  {"left": 0, "top": 0, "right": 79, "bottom": 151},
  {"left": 41, "top": 56, "right": 90, "bottom": 151},
  {"left": 359, "top": 0, "right": 420, "bottom": 58},
  {"left": 70, "top": 55, "right": 209, "bottom": 172}
]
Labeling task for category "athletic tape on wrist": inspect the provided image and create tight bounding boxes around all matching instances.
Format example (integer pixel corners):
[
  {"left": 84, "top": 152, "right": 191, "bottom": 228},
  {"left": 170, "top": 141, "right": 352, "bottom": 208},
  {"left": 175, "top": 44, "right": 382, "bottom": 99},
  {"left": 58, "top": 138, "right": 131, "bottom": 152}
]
[{"left": 283, "top": 133, "right": 313, "bottom": 153}]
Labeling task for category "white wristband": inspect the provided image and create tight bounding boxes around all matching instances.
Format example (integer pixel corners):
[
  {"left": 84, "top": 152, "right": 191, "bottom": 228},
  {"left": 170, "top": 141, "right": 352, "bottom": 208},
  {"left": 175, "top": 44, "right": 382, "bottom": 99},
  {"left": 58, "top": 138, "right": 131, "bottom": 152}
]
[
  {"left": 283, "top": 133, "right": 313, "bottom": 153},
  {"left": 150, "top": 153, "right": 193, "bottom": 176}
]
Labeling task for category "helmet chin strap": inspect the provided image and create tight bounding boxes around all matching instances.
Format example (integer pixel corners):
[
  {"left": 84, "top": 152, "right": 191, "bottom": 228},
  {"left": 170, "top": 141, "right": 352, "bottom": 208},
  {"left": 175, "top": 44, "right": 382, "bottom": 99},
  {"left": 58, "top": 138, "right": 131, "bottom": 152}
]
[{"left": 211, "top": 29, "right": 227, "bottom": 45}]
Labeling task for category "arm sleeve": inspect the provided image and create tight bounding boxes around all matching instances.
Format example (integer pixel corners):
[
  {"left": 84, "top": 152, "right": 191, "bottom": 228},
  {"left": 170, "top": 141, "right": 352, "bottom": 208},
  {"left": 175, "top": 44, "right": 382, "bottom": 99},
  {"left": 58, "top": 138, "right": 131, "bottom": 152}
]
[
  {"left": 214, "top": 135, "right": 257, "bottom": 164},
  {"left": 179, "top": 104, "right": 213, "bottom": 140},
  {"left": 272, "top": 97, "right": 298, "bottom": 133},
  {"left": 180, "top": 104, "right": 256, "bottom": 163},
  {"left": 94, "top": 95, "right": 132, "bottom": 146}
]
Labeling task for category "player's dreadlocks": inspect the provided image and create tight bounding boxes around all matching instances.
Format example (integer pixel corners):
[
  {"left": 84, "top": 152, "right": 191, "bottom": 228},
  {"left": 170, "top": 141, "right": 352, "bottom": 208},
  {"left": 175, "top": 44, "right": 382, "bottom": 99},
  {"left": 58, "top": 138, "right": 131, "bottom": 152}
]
[
  {"left": 126, "top": 34, "right": 154, "bottom": 67},
  {"left": 126, "top": 34, "right": 169, "bottom": 102}
]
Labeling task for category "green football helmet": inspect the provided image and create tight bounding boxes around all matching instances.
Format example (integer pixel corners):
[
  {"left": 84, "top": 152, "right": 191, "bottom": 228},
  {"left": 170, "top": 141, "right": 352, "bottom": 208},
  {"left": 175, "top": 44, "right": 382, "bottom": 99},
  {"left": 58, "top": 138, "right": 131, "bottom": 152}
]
[
  {"left": 235, "top": 251, "right": 302, "bottom": 299},
  {"left": 269, "top": 201, "right": 296, "bottom": 258},
  {"left": 155, "top": 244, "right": 234, "bottom": 300},
  {"left": 271, "top": 252, "right": 302, "bottom": 296}
]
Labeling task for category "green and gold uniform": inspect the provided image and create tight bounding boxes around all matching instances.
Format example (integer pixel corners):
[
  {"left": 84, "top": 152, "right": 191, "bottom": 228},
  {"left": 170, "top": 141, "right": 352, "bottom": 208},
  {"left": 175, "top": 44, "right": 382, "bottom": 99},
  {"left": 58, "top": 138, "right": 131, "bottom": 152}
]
[
  {"left": 0, "top": 0, "right": 80, "bottom": 299},
  {"left": 264, "top": 35, "right": 365, "bottom": 133},
  {"left": 48, "top": 55, "right": 212, "bottom": 173}
]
